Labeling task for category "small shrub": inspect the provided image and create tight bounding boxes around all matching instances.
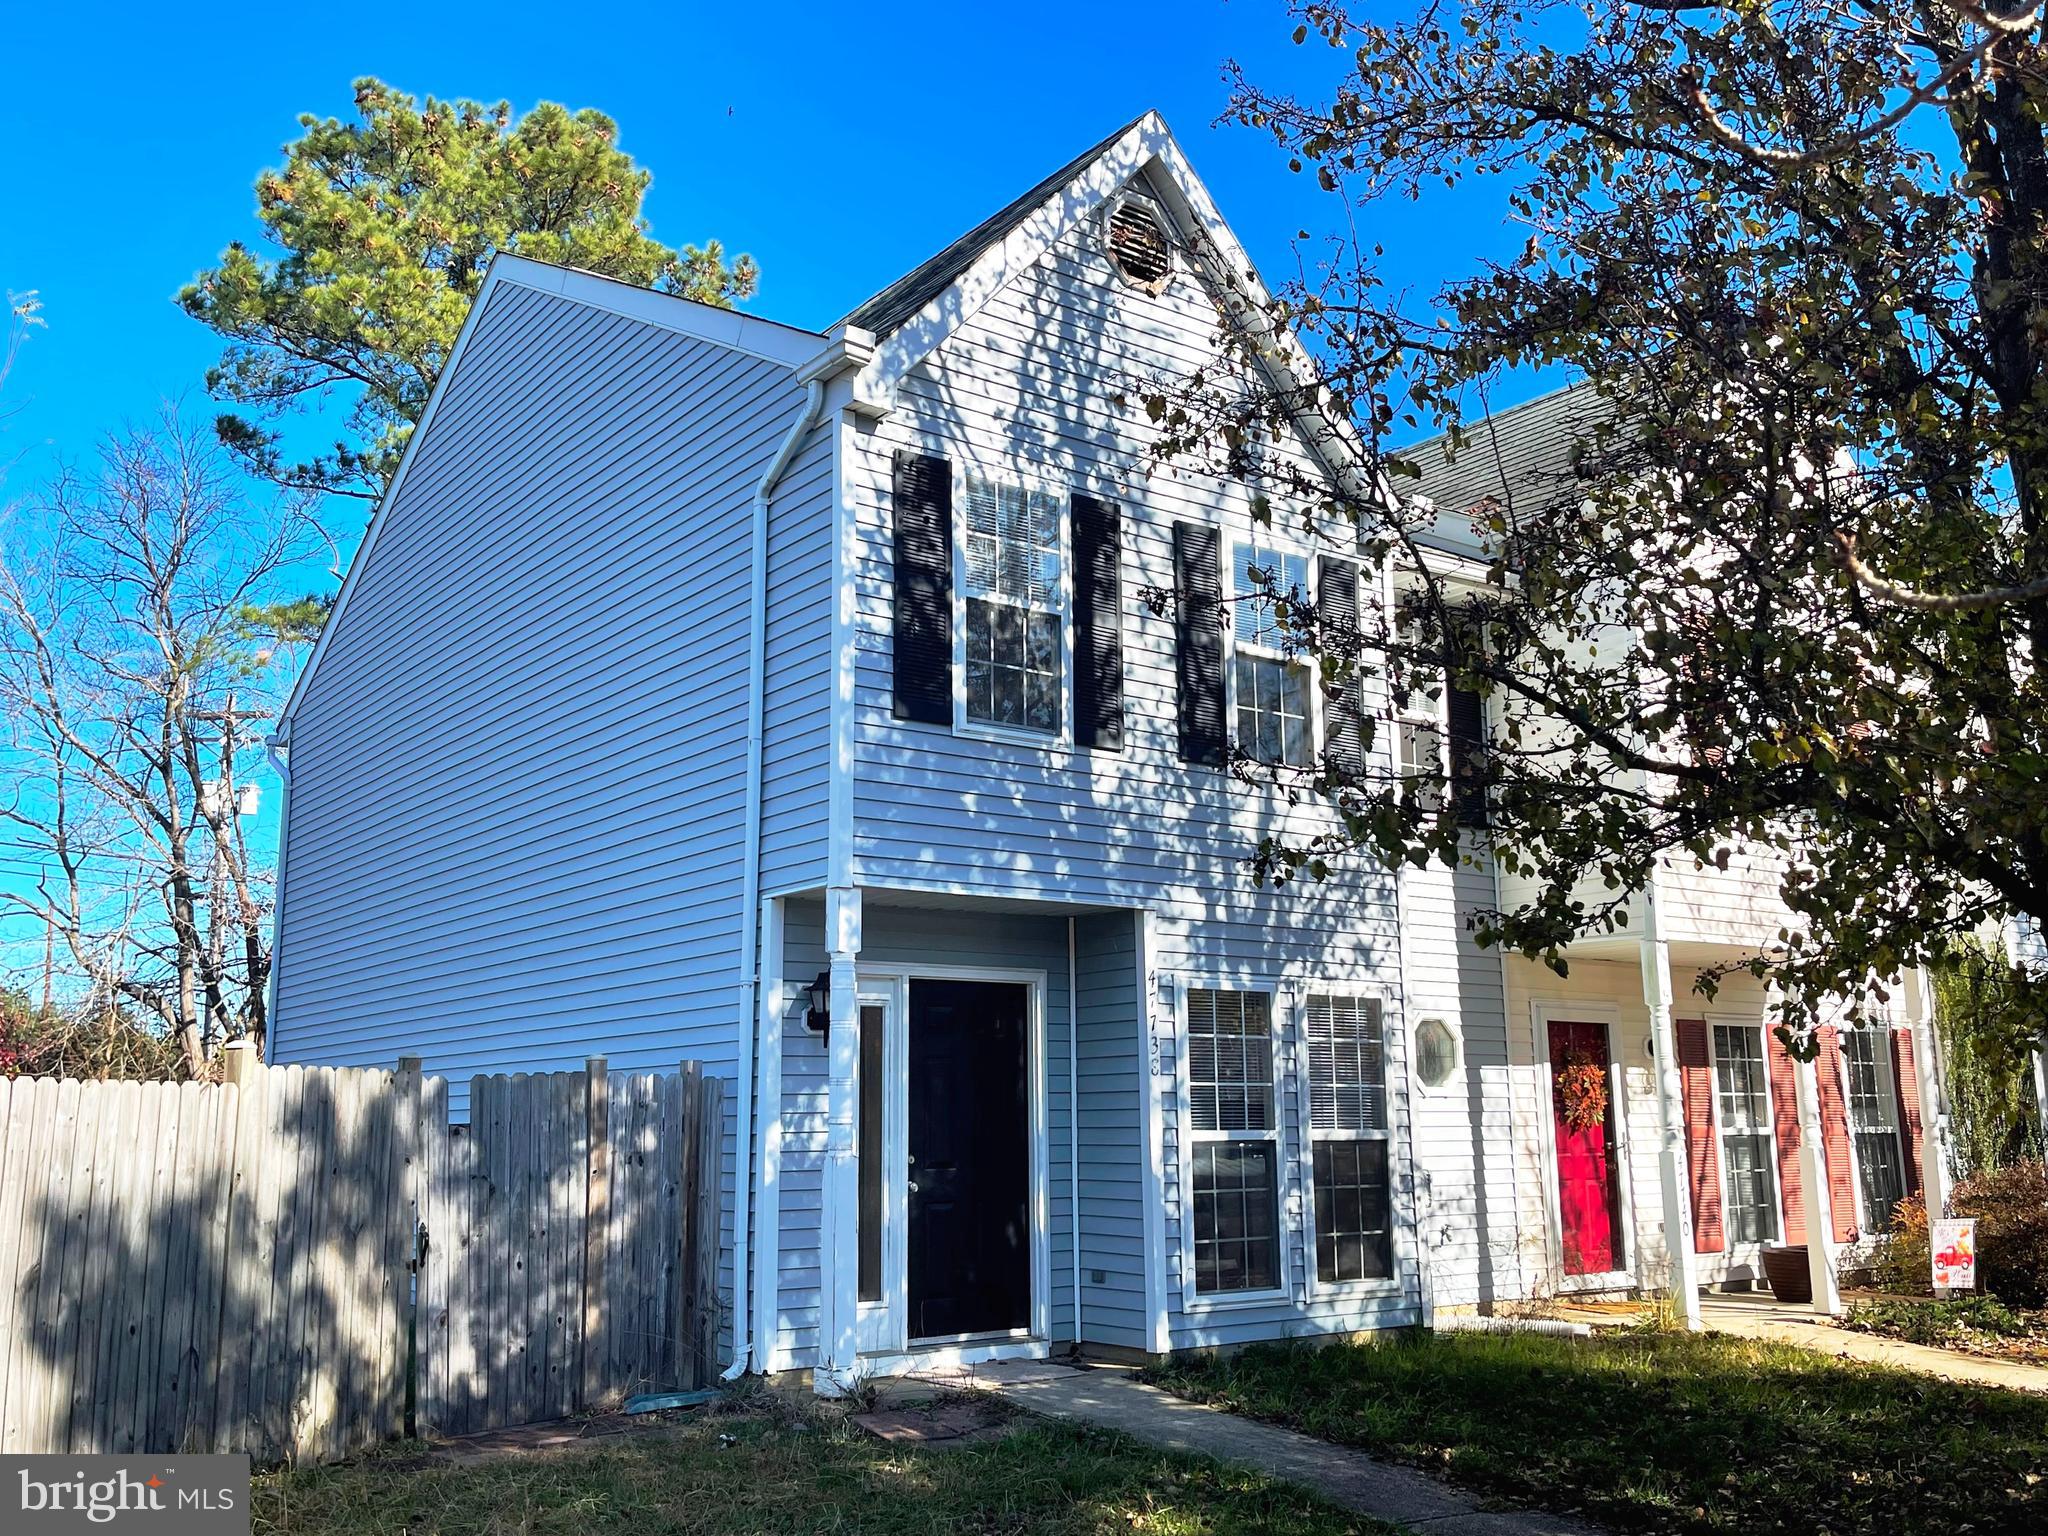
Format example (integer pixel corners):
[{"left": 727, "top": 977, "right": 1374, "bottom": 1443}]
[
  {"left": 1846, "top": 1293, "right": 2031, "bottom": 1348},
  {"left": 1872, "top": 1195, "right": 1932, "bottom": 1294},
  {"left": 1959, "top": 1162, "right": 2048, "bottom": 1309},
  {"left": 1873, "top": 1164, "right": 2048, "bottom": 1308}
]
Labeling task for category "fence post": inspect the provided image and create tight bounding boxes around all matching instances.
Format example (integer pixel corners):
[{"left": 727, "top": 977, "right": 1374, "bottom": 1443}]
[
  {"left": 580, "top": 1058, "right": 608, "bottom": 1411},
  {"left": 395, "top": 1057, "right": 424, "bottom": 1440},
  {"left": 211, "top": 1041, "right": 264, "bottom": 1452},
  {"left": 675, "top": 1061, "right": 704, "bottom": 1390},
  {"left": 693, "top": 1076, "right": 724, "bottom": 1385}
]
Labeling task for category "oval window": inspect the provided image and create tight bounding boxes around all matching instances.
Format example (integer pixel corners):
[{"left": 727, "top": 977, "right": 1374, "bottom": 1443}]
[{"left": 1415, "top": 1017, "right": 1459, "bottom": 1089}]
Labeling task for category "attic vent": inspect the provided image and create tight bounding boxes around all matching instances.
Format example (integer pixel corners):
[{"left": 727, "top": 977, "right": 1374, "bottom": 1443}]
[{"left": 1104, "top": 195, "right": 1172, "bottom": 293}]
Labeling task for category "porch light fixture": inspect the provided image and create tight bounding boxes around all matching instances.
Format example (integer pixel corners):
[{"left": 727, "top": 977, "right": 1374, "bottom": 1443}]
[{"left": 804, "top": 971, "right": 832, "bottom": 1035}]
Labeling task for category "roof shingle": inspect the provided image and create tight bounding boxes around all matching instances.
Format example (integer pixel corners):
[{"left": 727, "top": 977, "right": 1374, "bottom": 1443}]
[{"left": 838, "top": 115, "right": 1149, "bottom": 338}]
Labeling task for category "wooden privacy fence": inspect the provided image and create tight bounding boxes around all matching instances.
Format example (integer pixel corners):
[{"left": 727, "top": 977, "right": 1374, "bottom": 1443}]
[
  {"left": 416, "top": 1062, "right": 724, "bottom": 1437},
  {"left": 0, "top": 1053, "right": 723, "bottom": 1464}
]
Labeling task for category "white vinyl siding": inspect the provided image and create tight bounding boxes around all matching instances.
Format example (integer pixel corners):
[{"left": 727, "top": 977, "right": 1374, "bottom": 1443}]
[
  {"left": 273, "top": 274, "right": 829, "bottom": 1371},
  {"left": 846, "top": 171, "right": 1420, "bottom": 1354}
]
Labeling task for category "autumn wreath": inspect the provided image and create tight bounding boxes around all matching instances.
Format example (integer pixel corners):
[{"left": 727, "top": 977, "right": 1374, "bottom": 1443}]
[{"left": 1556, "top": 1054, "right": 1610, "bottom": 1133}]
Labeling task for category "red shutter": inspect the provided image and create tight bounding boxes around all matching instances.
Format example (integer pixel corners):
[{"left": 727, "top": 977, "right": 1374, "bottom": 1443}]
[
  {"left": 1765, "top": 1031, "right": 1807, "bottom": 1245},
  {"left": 1676, "top": 1020, "right": 1724, "bottom": 1254},
  {"left": 1816, "top": 1028, "right": 1859, "bottom": 1242},
  {"left": 1893, "top": 1026, "right": 1926, "bottom": 1204}
]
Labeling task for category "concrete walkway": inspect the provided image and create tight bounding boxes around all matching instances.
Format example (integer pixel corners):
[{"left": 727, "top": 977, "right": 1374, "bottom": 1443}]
[
  {"left": 969, "top": 1361, "right": 1599, "bottom": 1536},
  {"left": 1700, "top": 1293, "right": 2048, "bottom": 1394}
]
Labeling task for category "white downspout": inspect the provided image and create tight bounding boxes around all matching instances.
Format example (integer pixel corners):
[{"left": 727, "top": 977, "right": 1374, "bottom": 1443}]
[
  {"left": 725, "top": 374, "right": 826, "bottom": 1381},
  {"left": 1068, "top": 916, "right": 1082, "bottom": 1347},
  {"left": 261, "top": 733, "right": 292, "bottom": 1066}
]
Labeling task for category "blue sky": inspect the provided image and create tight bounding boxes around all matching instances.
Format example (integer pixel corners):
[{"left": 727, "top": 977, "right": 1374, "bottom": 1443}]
[
  {"left": 0, "top": 0, "right": 1525, "bottom": 989},
  {"left": 0, "top": 0, "right": 1523, "bottom": 500}
]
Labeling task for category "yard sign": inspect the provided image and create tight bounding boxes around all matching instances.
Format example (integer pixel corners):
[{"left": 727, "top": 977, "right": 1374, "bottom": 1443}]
[{"left": 1930, "top": 1217, "right": 1977, "bottom": 1293}]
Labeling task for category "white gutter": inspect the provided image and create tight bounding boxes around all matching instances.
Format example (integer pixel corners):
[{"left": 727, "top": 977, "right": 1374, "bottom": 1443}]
[
  {"left": 727, "top": 326, "right": 873, "bottom": 1381},
  {"left": 261, "top": 733, "right": 292, "bottom": 1066}
]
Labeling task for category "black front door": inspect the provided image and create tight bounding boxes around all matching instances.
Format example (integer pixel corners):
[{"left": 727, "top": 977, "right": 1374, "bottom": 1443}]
[{"left": 907, "top": 978, "right": 1030, "bottom": 1340}]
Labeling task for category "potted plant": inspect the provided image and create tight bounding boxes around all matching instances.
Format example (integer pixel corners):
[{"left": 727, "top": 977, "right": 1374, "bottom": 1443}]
[{"left": 1762, "top": 1245, "right": 1813, "bottom": 1304}]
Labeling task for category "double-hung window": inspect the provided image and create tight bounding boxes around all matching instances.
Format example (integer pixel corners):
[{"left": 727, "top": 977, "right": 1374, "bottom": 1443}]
[
  {"left": 1712, "top": 1024, "right": 1779, "bottom": 1244},
  {"left": 1186, "top": 988, "right": 1280, "bottom": 1295},
  {"left": 1842, "top": 1029, "right": 1907, "bottom": 1231},
  {"left": 1232, "top": 538, "right": 1313, "bottom": 768},
  {"left": 1392, "top": 617, "right": 1446, "bottom": 813},
  {"left": 1306, "top": 993, "right": 1393, "bottom": 1284},
  {"left": 962, "top": 472, "right": 1064, "bottom": 734}
]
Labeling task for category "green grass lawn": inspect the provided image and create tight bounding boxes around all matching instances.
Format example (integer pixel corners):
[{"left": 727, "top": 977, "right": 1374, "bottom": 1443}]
[
  {"left": 254, "top": 1403, "right": 1389, "bottom": 1535},
  {"left": 1146, "top": 1326, "right": 2048, "bottom": 1536}
]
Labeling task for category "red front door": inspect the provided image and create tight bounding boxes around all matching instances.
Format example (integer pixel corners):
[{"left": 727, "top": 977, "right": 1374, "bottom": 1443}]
[{"left": 1548, "top": 1019, "right": 1624, "bottom": 1276}]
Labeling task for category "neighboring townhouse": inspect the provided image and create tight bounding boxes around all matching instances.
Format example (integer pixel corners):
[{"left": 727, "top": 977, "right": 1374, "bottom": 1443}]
[
  {"left": 1409, "top": 388, "right": 1952, "bottom": 1314},
  {"left": 265, "top": 114, "right": 1954, "bottom": 1389}
]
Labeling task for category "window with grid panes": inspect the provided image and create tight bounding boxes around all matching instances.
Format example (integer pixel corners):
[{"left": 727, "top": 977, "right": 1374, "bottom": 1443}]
[
  {"left": 1186, "top": 988, "right": 1280, "bottom": 1294},
  {"left": 962, "top": 473, "right": 1063, "bottom": 732},
  {"left": 1713, "top": 1024, "right": 1779, "bottom": 1244},
  {"left": 1232, "top": 539, "right": 1313, "bottom": 767},
  {"left": 1306, "top": 994, "right": 1392, "bottom": 1283},
  {"left": 1392, "top": 615, "right": 1447, "bottom": 813},
  {"left": 1842, "top": 1029, "right": 1907, "bottom": 1230}
]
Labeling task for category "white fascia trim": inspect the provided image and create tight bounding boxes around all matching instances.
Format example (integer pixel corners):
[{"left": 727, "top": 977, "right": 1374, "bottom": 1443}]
[
  {"left": 1143, "top": 135, "right": 1387, "bottom": 519},
  {"left": 850, "top": 112, "right": 1166, "bottom": 412},
  {"left": 276, "top": 254, "right": 824, "bottom": 734},
  {"left": 490, "top": 253, "right": 824, "bottom": 367},
  {"left": 849, "top": 110, "right": 1389, "bottom": 530}
]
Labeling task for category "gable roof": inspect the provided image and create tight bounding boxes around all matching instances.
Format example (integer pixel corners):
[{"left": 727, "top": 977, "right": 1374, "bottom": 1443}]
[
  {"left": 279, "top": 116, "right": 1384, "bottom": 738},
  {"left": 836, "top": 112, "right": 1378, "bottom": 505},
  {"left": 841, "top": 115, "right": 1148, "bottom": 338}
]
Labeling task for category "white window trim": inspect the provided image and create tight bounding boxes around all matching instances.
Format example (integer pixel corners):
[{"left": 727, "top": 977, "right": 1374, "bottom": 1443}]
[
  {"left": 1226, "top": 533, "right": 1323, "bottom": 772},
  {"left": 950, "top": 458, "right": 1076, "bottom": 749},
  {"left": 1176, "top": 974, "right": 1293, "bottom": 1314},
  {"left": 850, "top": 963, "right": 1055, "bottom": 1355},
  {"left": 1528, "top": 998, "right": 1638, "bottom": 1290},
  {"left": 1298, "top": 981, "right": 1403, "bottom": 1301},
  {"left": 1391, "top": 611, "right": 1450, "bottom": 812},
  {"left": 1705, "top": 1014, "right": 1789, "bottom": 1251},
  {"left": 1837, "top": 1024, "right": 1906, "bottom": 1233},
  {"left": 1410, "top": 1015, "right": 1464, "bottom": 1099}
]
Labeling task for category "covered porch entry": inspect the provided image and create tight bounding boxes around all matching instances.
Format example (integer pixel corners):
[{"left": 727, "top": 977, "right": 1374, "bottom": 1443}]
[
  {"left": 756, "top": 889, "right": 1152, "bottom": 1389},
  {"left": 1506, "top": 926, "right": 1946, "bottom": 1321}
]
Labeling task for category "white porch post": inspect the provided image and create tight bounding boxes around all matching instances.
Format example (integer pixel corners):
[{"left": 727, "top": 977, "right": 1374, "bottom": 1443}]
[
  {"left": 2033, "top": 1043, "right": 2048, "bottom": 1169},
  {"left": 1908, "top": 967, "right": 1953, "bottom": 1220},
  {"left": 1790, "top": 1048, "right": 1843, "bottom": 1315},
  {"left": 752, "top": 895, "right": 786, "bottom": 1376},
  {"left": 819, "top": 884, "right": 863, "bottom": 1394},
  {"left": 1640, "top": 885, "right": 1702, "bottom": 1329}
]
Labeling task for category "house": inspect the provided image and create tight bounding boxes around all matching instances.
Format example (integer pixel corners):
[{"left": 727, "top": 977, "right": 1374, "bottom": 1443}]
[
  {"left": 265, "top": 113, "right": 1952, "bottom": 1390},
  {"left": 1406, "top": 387, "right": 1951, "bottom": 1314}
]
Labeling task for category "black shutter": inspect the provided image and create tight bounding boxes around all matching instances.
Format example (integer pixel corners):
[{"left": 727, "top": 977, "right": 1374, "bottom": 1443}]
[
  {"left": 1071, "top": 494, "right": 1125, "bottom": 750},
  {"left": 1319, "top": 557, "right": 1365, "bottom": 776},
  {"left": 1447, "top": 680, "right": 1488, "bottom": 827},
  {"left": 891, "top": 450, "right": 952, "bottom": 724},
  {"left": 1173, "top": 521, "right": 1227, "bottom": 766}
]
